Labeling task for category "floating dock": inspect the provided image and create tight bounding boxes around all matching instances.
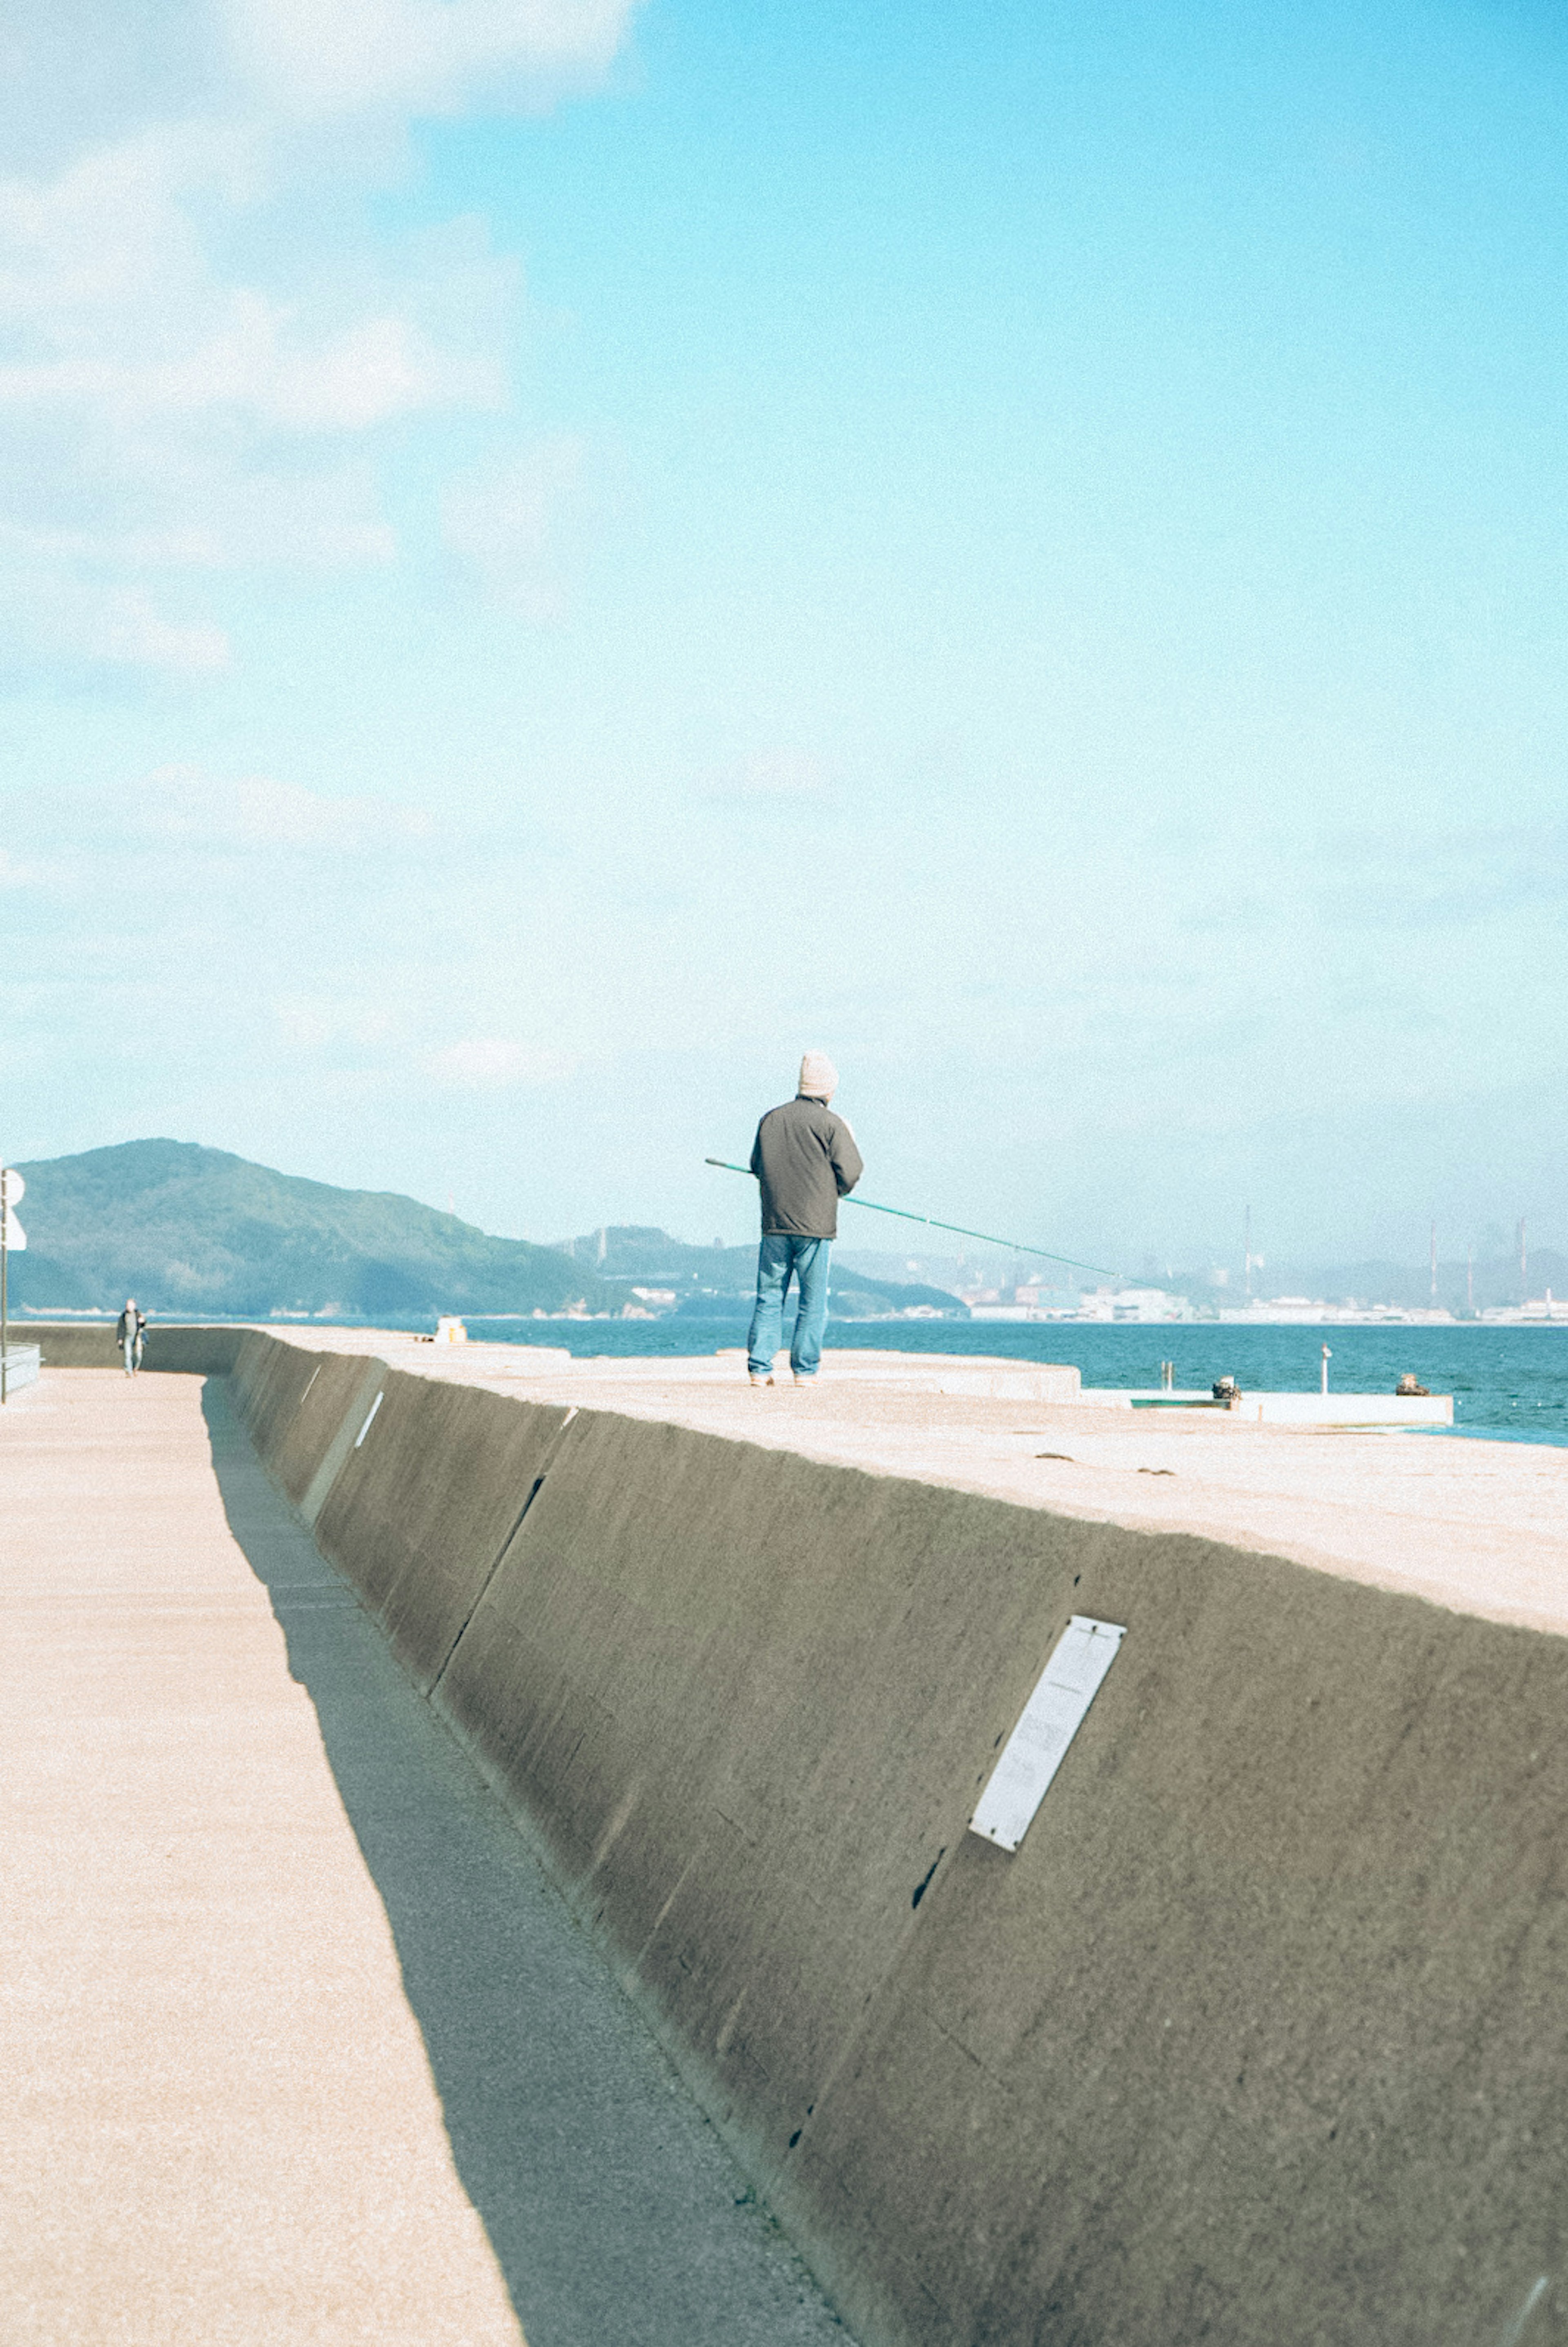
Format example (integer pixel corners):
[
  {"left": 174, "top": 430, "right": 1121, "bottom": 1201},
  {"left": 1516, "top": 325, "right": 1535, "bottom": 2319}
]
[{"left": 1123, "top": 1385, "right": 1453, "bottom": 1427}]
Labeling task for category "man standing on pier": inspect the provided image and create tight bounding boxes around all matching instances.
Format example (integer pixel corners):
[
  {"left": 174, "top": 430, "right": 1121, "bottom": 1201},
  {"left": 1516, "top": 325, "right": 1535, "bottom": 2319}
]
[
  {"left": 116, "top": 1297, "right": 146, "bottom": 1377},
  {"left": 747, "top": 1052, "right": 863, "bottom": 1387}
]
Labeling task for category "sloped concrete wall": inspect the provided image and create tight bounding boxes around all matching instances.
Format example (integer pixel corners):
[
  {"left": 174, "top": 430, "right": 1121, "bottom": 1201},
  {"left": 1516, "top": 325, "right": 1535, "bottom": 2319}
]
[
  {"left": 228, "top": 1333, "right": 386, "bottom": 1518},
  {"left": 84, "top": 1330, "right": 1568, "bottom": 2345},
  {"left": 417, "top": 1402, "right": 1568, "bottom": 2347},
  {"left": 310, "top": 1368, "right": 574, "bottom": 1692}
]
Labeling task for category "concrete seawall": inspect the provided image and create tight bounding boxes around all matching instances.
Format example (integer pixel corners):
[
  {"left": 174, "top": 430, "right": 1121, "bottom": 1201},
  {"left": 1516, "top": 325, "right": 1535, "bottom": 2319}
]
[
  {"left": 24, "top": 1321, "right": 245, "bottom": 1372},
  {"left": 31, "top": 1324, "right": 1568, "bottom": 2344}
]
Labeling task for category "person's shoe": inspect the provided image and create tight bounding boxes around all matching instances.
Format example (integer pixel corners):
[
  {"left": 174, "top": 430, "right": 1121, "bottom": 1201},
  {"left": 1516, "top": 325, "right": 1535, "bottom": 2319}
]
[
  {"left": 749, "top": 1373, "right": 773, "bottom": 1387},
  {"left": 792, "top": 1374, "right": 816, "bottom": 1390}
]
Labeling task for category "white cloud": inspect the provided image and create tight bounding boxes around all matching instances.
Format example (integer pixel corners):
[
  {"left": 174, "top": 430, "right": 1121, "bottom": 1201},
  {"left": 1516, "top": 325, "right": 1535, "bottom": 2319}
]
[
  {"left": 706, "top": 751, "right": 833, "bottom": 802},
  {"left": 0, "top": 127, "right": 234, "bottom": 325},
  {"left": 97, "top": 595, "right": 233, "bottom": 673},
  {"left": 0, "top": 126, "right": 503, "bottom": 437},
  {"left": 0, "top": 570, "right": 234, "bottom": 674},
  {"left": 0, "top": 851, "right": 51, "bottom": 887},
  {"left": 274, "top": 992, "right": 398, "bottom": 1050},
  {"left": 0, "top": 459, "right": 397, "bottom": 571},
  {"left": 0, "top": 1, "right": 634, "bottom": 673},
  {"left": 424, "top": 1036, "right": 577, "bottom": 1086},
  {"left": 441, "top": 436, "right": 584, "bottom": 616},
  {"left": 0, "top": 128, "right": 479, "bottom": 659},
  {"left": 223, "top": 0, "right": 636, "bottom": 116},
  {"left": 0, "top": 294, "right": 499, "bottom": 431},
  {"left": 136, "top": 767, "right": 435, "bottom": 845}
]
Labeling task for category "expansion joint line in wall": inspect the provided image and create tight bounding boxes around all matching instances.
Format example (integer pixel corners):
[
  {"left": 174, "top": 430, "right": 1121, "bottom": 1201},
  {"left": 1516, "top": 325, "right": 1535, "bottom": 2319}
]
[
  {"left": 774, "top": 1832, "right": 956, "bottom": 2169},
  {"left": 426, "top": 1406, "right": 581, "bottom": 1699}
]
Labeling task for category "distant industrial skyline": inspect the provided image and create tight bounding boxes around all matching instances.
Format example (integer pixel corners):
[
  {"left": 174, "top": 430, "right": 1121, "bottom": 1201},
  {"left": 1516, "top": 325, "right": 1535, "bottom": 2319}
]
[{"left": 2, "top": 2, "right": 1566, "bottom": 1265}]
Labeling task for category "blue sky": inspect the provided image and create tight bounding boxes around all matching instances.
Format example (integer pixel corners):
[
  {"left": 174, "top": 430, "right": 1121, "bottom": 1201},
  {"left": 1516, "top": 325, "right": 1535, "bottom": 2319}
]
[{"left": 2, "top": 0, "right": 1566, "bottom": 1272}]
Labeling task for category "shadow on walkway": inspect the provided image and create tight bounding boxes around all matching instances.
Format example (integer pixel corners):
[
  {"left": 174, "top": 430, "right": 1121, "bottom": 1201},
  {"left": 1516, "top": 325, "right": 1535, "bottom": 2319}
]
[{"left": 199, "top": 1378, "right": 847, "bottom": 2347}]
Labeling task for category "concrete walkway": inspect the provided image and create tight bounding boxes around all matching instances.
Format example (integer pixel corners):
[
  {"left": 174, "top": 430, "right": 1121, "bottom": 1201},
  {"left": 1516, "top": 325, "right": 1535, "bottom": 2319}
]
[{"left": 0, "top": 1371, "right": 848, "bottom": 2347}]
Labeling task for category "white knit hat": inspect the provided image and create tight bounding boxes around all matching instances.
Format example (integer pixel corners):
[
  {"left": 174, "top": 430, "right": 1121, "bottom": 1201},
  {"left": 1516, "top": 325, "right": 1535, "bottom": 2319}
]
[{"left": 798, "top": 1050, "right": 838, "bottom": 1098}]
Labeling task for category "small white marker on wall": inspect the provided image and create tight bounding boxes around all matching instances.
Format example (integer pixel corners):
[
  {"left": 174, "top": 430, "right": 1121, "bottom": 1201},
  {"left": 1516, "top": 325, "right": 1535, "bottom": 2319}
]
[
  {"left": 354, "top": 1391, "right": 384, "bottom": 1448},
  {"left": 970, "top": 1616, "right": 1126, "bottom": 1853}
]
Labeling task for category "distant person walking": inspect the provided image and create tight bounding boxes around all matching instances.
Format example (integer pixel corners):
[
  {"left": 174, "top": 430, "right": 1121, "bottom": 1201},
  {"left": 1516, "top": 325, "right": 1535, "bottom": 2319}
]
[
  {"left": 116, "top": 1299, "right": 145, "bottom": 1377},
  {"left": 747, "top": 1053, "right": 863, "bottom": 1387}
]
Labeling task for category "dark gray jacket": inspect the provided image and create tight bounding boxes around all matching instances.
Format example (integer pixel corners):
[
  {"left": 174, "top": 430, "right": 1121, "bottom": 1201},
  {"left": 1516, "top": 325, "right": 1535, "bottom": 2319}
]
[{"left": 751, "top": 1097, "right": 864, "bottom": 1238}]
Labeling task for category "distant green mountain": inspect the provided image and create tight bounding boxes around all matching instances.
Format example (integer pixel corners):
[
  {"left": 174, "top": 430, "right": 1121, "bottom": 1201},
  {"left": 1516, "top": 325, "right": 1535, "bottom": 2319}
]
[
  {"left": 10, "top": 1141, "right": 618, "bottom": 1320},
  {"left": 559, "top": 1223, "right": 969, "bottom": 1320}
]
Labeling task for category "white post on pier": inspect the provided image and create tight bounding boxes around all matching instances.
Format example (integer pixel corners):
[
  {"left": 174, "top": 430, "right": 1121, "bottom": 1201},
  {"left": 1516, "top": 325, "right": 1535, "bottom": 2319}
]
[
  {"left": 0, "top": 1168, "right": 27, "bottom": 1405},
  {"left": 1321, "top": 1342, "right": 1332, "bottom": 1396}
]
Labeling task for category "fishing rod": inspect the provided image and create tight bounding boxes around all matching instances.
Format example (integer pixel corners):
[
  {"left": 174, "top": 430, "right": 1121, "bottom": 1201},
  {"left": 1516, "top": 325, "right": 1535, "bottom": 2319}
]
[{"left": 704, "top": 1161, "right": 1120, "bottom": 1279}]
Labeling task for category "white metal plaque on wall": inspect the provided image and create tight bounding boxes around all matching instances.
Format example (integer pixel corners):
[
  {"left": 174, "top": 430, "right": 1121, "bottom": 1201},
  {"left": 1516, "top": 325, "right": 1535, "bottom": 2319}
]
[{"left": 969, "top": 1615, "right": 1126, "bottom": 1852}]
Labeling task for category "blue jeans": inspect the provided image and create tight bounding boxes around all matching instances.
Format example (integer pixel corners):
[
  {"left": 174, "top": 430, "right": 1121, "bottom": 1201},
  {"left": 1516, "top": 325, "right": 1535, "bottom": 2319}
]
[{"left": 747, "top": 1235, "right": 831, "bottom": 1379}]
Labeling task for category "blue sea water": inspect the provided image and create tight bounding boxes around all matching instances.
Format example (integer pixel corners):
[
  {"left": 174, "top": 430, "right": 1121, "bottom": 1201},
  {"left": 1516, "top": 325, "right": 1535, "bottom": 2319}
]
[{"left": 462, "top": 1315, "right": 1568, "bottom": 1445}]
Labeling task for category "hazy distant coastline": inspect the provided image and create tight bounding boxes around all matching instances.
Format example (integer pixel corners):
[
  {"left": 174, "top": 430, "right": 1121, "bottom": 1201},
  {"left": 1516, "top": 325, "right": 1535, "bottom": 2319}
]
[{"left": 9, "top": 1139, "right": 1564, "bottom": 1329}]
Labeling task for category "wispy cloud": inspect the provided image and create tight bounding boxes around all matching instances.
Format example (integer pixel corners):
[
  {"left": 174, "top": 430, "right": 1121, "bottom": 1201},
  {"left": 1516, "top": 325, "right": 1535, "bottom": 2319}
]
[
  {"left": 424, "top": 1036, "right": 577, "bottom": 1086},
  {"left": 1184, "top": 820, "right": 1568, "bottom": 935},
  {"left": 273, "top": 992, "right": 397, "bottom": 1051},
  {"left": 0, "top": 2, "right": 635, "bottom": 673},
  {"left": 0, "top": 851, "right": 53, "bottom": 887},
  {"left": 0, "top": 578, "right": 236, "bottom": 676},
  {"left": 99, "top": 595, "right": 233, "bottom": 674},
  {"left": 441, "top": 435, "right": 586, "bottom": 617},
  {"left": 221, "top": 0, "right": 636, "bottom": 118},
  {"left": 704, "top": 750, "right": 833, "bottom": 804},
  {"left": 136, "top": 767, "right": 435, "bottom": 847},
  {"left": 0, "top": 291, "right": 498, "bottom": 432}
]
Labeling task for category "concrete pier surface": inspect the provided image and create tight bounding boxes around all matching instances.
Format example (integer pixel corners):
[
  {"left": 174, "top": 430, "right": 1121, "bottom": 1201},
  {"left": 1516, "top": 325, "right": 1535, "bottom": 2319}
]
[
  {"left": 0, "top": 1369, "right": 848, "bottom": 2347},
  {"left": 272, "top": 1331, "right": 1568, "bottom": 1637},
  {"left": 18, "top": 1323, "right": 1568, "bottom": 2346}
]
